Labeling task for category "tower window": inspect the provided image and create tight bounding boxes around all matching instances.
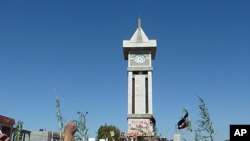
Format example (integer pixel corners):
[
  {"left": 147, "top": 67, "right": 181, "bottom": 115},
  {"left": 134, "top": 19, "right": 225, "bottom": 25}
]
[
  {"left": 145, "top": 78, "right": 148, "bottom": 113},
  {"left": 132, "top": 78, "right": 135, "bottom": 114},
  {"left": 133, "top": 71, "right": 148, "bottom": 75}
]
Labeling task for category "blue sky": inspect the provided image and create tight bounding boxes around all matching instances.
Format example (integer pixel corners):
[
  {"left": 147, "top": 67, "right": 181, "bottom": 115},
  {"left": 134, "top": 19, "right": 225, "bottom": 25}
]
[{"left": 0, "top": 0, "right": 249, "bottom": 140}]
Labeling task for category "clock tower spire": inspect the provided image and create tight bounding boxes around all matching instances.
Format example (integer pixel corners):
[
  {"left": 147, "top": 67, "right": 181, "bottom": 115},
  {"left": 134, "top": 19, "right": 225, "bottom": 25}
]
[
  {"left": 138, "top": 18, "right": 141, "bottom": 28},
  {"left": 123, "top": 19, "right": 157, "bottom": 137}
]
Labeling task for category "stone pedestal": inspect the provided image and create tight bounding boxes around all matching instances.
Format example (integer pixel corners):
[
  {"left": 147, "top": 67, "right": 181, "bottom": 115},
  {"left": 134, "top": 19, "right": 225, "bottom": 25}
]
[{"left": 127, "top": 114, "right": 154, "bottom": 137}]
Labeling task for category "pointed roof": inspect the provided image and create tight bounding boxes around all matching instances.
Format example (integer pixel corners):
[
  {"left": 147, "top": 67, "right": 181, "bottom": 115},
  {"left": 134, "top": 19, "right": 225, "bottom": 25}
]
[
  {"left": 129, "top": 18, "right": 149, "bottom": 43},
  {"left": 123, "top": 18, "right": 157, "bottom": 60}
]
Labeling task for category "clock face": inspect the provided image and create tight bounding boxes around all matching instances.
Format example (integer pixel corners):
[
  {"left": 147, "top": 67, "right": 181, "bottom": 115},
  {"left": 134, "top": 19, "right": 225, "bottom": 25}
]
[{"left": 134, "top": 54, "right": 146, "bottom": 64}]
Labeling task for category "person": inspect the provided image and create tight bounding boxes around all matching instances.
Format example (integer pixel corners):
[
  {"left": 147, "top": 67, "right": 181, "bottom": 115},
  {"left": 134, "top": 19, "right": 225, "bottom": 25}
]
[
  {"left": 0, "top": 133, "right": 10, "bottom": 141},
  {"left": 64, "top": 121, "right": 78, "bottom": 141},
  {"left": 150, "top": 116, "right": 156, "bottom": 128}
]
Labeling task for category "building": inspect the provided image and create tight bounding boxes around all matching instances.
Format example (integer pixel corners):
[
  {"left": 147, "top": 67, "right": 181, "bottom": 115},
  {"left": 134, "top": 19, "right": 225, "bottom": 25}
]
[
  {"left": 12, "top": 128, "right": 31, "bottom": 141},
  {"left": 123, "top": 19, "right": 157, "bottom": 137},
  {"left": 0, "top": 115, "right": 15, "bottom": 140},
  {"left": 29, "top": 131, "right": 60, "bottom": 141}
]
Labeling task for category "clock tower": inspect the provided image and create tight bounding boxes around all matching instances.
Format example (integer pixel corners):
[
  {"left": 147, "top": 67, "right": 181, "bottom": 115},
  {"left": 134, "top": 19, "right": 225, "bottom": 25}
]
[{"left": 123, "top": 19, "right": 157, "bottom": 137}]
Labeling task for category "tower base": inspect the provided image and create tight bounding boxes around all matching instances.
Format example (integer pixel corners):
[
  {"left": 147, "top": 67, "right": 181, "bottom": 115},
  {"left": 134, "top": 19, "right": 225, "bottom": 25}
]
[{"left": 127, "top": 114, "right": 155, "bottom": 137}]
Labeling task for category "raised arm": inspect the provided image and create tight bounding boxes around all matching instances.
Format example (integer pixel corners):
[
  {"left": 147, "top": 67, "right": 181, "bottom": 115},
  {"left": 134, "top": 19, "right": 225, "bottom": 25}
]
[{"left": 64, "top": 121, "right": 78, "bottom": 141}]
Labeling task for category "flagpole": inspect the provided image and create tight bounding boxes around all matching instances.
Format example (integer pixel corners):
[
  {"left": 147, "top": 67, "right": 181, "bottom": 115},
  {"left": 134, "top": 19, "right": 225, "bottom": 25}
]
[{"left": 175, "top": 124, "right": 177, "bottom": 134}]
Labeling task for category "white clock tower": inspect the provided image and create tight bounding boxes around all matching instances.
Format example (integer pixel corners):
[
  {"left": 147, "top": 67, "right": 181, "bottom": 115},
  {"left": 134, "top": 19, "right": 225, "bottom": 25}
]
[{"left": 123, "top": 19, "right": 157, "bottom": 137}]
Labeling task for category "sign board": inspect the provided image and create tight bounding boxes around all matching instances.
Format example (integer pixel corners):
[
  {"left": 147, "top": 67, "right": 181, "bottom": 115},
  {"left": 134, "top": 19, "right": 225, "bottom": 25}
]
[
  {"left": 110, "top": 131, "right": 115, "bottom": 137},
  {"left": 173, "top": 134, "right": 180, "bottom": 141},
  {"left": 128, "top": 118, "right": 154, "bottom": 136},
  {"left": 88, "top": 138, "right": 95, "bottom": 141}
]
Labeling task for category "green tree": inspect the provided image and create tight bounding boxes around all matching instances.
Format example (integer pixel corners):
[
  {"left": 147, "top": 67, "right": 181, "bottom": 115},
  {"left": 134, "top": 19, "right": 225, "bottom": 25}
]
[
  {"left": 196, "top": 96, "right": 215, "bottom": 141},
  {"left": 56, "top": 96, "right": 64, "bottom": 141},
  {"left": 97, "top": 124, "right": 120, "bottom": 141},
  {"left": 194, "top": 130, "right": 201, "bottom": 141},
  {"left": 55, "top": 96, "right": 88, "bottom": 141},
  {"left": 13, "top": 121, "right": 23, "bottom": 141},
  {"left": 73, "top": 112, "right": 88, "bottom": 141}
]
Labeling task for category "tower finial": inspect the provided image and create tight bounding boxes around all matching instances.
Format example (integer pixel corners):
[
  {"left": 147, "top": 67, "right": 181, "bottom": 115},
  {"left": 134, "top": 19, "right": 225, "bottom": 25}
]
[{"left": 138, "top": 18, "right": 141, "bottom": 28}]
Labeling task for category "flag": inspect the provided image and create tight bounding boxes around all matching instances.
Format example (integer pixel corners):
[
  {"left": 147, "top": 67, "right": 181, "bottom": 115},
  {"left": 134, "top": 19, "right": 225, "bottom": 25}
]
[{"left": 177, "top": 108, "right": 192, "bottom": 131}]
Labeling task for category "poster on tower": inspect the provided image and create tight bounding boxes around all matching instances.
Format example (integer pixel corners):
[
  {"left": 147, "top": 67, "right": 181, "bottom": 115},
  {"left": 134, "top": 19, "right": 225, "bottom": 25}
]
[{"left": 127, "top": 119, "right": 154, "bottom": 137}]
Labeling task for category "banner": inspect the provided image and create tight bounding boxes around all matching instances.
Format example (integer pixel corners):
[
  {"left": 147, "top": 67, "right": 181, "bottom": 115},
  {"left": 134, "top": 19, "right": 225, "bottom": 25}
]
[{"left": 128, "top": 119, "right": 154, "bottom": 136}]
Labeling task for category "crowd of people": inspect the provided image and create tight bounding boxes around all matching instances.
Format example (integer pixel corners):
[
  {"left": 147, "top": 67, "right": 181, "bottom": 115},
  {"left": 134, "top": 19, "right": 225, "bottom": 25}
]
[{"left": 0, "top": 121, "right": 77, "bottom": 141}]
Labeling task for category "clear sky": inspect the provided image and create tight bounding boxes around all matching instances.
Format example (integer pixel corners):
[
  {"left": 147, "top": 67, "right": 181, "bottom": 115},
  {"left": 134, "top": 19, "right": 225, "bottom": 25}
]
[{"left": 0, "top": 0, "right": 249, "bottom": 140}]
